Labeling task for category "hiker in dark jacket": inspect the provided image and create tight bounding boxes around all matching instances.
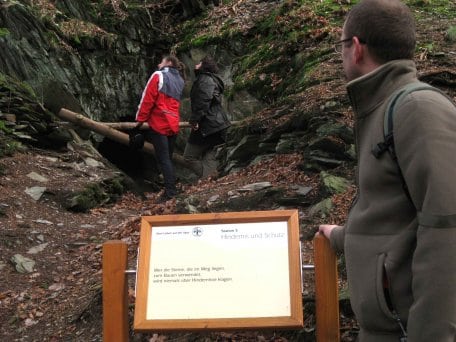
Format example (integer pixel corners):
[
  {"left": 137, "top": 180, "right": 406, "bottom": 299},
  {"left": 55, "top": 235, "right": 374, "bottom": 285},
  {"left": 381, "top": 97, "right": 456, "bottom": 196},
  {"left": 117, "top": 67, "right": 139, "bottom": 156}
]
[
  {"left": 183, "top": 56, "right": 231, "bottom": 178},
  {"left": 318, "top": 0, "right": 456, "bottom": 341}
]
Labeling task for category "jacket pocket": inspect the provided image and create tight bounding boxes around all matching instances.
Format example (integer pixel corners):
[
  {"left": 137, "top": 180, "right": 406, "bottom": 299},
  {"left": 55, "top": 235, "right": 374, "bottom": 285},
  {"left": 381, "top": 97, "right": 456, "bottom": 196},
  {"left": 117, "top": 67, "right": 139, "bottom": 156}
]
[
  {"left": 376, "top": 253, "right": 396, "bottom": 319},
  {"left": 350, "top": 251, "right": 397, "bottom": 332},
  {"left": 162, "top": 110, "right": 179, "bottom": 135}
]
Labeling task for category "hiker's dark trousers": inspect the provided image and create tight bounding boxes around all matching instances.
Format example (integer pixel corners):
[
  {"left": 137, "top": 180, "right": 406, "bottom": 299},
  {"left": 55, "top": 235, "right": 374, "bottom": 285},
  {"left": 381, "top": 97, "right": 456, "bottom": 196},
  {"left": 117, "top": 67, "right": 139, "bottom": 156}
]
[{"left": 145, "top": 129, "right": 177, "bottom": 197}]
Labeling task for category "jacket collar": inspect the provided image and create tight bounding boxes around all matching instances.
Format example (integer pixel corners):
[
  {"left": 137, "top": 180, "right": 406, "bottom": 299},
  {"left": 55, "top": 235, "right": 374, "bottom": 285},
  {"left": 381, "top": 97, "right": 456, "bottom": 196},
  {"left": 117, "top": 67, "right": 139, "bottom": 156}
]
[
  {"left": 160, "top": 66, "right": 179, "bottom": 74},
  {"left": 346, "top": 60, "right": 418, "bottom": 119}
]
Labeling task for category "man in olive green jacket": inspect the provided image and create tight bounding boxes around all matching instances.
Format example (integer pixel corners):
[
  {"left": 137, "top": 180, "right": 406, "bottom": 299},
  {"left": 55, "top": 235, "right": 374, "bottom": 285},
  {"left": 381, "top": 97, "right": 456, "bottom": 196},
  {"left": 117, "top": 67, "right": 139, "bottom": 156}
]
[{"left": 319, "top": 0, "right": 456, "bottom": 341}]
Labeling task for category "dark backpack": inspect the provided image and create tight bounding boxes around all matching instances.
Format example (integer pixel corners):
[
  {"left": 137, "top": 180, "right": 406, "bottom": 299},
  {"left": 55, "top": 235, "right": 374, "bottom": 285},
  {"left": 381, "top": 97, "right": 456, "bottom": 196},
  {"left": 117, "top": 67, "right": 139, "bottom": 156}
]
[{"left": 371, "top": 82, "right": 454, "bottom": 200}]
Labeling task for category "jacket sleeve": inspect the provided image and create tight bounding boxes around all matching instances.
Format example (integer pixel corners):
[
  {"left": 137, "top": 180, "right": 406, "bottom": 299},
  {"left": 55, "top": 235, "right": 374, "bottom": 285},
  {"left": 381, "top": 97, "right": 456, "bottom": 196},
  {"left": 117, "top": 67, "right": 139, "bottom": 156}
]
[
  {"left": 190, "top": 76, "right": 215, "bottom": 124},
  {"left": 136, "top": 73, "right": 159, "bottom": 122},
  {"left": 394, "top": 91, "right": 456, "bottom": 341},
  {"left": 329, "top": 225, "right": 345, "bottom": 253}
]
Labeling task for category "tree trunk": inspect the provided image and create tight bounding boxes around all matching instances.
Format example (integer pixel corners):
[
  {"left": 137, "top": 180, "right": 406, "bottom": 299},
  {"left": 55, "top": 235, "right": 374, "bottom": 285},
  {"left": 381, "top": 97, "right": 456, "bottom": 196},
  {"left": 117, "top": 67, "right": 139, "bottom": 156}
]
[
  {"left": 101, "top": 121, "right": 238, "bottom": 130},
  {"left": 101, "top": 121, "right": 191, "bottom": 130},
  {"left": 57, "top": 108, "right": 189, "bottom": 168}
]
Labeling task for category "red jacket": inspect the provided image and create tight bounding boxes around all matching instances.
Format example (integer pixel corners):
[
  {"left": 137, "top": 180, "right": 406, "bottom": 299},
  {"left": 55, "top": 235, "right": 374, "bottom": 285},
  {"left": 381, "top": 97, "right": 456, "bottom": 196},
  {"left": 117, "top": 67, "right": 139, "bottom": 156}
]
[{"left": 135, "top": 67, "right": 184, "bottom": 136}]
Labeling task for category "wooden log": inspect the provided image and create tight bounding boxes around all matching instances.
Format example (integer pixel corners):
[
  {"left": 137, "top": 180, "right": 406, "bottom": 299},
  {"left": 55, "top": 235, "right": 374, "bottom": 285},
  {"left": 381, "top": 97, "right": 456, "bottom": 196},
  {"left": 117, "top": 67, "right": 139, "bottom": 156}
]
[
  {"left": 102, "top": 240, "right": 129, "bottom": 342},
  {"left": 314, "top": 234, "right": 340, "bottom": 342},
  {"left": 102, "top": 120, "right": 239, "bottom": 131},
  {"left": 57, "top": 108, "right": 188, "bottom": 167},
  {"left": 103, "top": 122, "right": 187, "bottom": 130}
]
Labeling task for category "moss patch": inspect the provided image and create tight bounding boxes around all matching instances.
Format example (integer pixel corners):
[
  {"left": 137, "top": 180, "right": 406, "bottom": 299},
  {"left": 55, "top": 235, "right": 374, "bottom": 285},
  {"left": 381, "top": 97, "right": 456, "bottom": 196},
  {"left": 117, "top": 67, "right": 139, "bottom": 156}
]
[
  {"left": 445, "top": 26, "right": 456, "bottom": 42},
  {"left": 407, "top": 0, "right": 456, "bottom": 17},
  {"left": 0, "top": 28, "right": 10, "bottom": 37},
  {"left": 65, "top": 176, "right": 128, "bottom": 212}
]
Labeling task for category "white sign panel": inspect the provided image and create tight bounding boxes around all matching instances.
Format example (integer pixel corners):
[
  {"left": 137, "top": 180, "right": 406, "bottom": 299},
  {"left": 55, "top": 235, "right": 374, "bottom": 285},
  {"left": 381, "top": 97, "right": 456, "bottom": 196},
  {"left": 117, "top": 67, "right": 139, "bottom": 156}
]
[
  {"left": 134, "top": 210, "right": 303, "bottom": 331},
  {"left": 147, "top": 222, "right": 290, "bottom": 319}
]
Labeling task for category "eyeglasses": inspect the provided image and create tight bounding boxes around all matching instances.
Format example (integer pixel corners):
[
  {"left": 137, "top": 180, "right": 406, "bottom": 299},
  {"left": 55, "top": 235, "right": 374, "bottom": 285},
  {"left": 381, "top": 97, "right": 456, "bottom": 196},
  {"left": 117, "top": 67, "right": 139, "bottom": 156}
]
[
  {"left": 334, "top": 37, "right": 353, "bottom": 53},
  {"left": 334, "top": 37, "right": 366, "bottom": 53}
]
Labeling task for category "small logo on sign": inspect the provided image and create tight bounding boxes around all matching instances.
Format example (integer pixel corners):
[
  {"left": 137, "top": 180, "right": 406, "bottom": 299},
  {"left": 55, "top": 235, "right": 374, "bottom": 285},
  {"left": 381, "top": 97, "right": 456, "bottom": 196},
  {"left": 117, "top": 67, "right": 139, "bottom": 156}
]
[{"left": 192, "top": 227, "right": 203, "bottom": 237}]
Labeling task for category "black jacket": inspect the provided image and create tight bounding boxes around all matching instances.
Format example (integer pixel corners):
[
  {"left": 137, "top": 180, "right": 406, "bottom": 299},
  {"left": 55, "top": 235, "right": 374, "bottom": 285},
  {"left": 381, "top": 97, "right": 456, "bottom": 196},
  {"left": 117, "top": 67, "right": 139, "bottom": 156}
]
[{"left": 189, "top": 72, "right": 230, "bottom": 141}]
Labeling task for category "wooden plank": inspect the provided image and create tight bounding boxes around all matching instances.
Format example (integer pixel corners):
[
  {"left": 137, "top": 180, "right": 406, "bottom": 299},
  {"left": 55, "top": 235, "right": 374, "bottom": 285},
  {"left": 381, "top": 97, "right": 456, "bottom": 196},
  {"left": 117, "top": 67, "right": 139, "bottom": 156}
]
[
  {"left": 102, "top": 240, "right": 129, "bottom": 342},
  {"left": 314, "top": 234, "right": 340, "bottom": 342}
]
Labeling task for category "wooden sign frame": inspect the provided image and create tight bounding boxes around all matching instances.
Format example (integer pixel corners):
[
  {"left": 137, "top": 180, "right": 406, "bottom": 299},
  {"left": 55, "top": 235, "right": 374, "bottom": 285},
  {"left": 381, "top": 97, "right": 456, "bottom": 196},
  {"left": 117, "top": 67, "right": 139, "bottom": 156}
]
[{"left": 133, "top": 210, "right": 303, "bottom": 332}]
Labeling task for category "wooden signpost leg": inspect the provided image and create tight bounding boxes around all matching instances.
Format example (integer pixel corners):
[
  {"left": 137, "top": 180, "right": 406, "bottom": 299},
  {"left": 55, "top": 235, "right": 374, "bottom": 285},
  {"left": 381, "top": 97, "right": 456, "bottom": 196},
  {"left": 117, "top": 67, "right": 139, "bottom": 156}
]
[
  {"left": 103, "top": 240, "right": 129, "bottom": 342},
  {"left": 314, "top": 234, "right": 340, "bottom": 342}
]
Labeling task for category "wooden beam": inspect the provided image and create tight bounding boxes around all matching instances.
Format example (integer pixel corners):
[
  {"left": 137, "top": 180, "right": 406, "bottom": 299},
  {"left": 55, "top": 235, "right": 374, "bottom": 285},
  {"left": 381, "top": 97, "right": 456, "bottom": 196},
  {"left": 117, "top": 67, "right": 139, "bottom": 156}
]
[
  {"left": 103, "top": 122, "right": 187, "bottom": 130},
  {"left": 314, "top": 234, "right": 340, "bottom": 342},
  {"left": 101, "top": 121, "right": 239, "bottom": 130},
  {"left": 102, "top": 240, "right": 129, "bottom": 342},
  {"left": 57, "top": 108, "right": 188, "bottom": 167}
]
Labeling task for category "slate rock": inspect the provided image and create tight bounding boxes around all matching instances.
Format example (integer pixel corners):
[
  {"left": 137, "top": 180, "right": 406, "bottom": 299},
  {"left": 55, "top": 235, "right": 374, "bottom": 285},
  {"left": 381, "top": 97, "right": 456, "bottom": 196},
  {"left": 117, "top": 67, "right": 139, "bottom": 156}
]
[
  {"left": 0, "top": 203, "right": 7, "bottom": 216},
  {"left": 227, "top": 135, "right": 260, "bottom": 162},
  {"left": 238, "top": 182, "right": 272, "bottom": 192},
  {"left": 25, "top": 186, "right": 47, "bottom": 201},
  {"left": 27, "top": 243, "right": 49, "bottom": 254},
  {"left": 309, "top": 198, "right": 333, "bottom": 218},
  {"left": 11, "top": 254, "right": 35, "bottom": 273},
  {"left": 27, "top": 172, "right": 48, "bottom": 183}
]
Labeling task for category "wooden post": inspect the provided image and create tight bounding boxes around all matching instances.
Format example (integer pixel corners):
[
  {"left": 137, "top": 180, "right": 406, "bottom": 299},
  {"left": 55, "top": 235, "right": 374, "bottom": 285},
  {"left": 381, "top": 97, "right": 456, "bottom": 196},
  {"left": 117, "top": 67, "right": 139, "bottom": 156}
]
[
  {"left": 314, "top": 234, "right": 340, "bottom": 342},
  {"left": 103, "top": 240, "right": 129, "bottom": 342}
]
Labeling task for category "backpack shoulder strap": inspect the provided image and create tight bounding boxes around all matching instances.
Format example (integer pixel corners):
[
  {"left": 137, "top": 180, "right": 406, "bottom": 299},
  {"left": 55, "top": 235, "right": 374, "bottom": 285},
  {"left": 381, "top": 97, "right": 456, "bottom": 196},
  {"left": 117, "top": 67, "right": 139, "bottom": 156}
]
[
  {"left": 371, "top": 82, "right": 448, "bottom": 159},
  {"left": 371, "top": 82, "right": 452, "bottom": 202}
]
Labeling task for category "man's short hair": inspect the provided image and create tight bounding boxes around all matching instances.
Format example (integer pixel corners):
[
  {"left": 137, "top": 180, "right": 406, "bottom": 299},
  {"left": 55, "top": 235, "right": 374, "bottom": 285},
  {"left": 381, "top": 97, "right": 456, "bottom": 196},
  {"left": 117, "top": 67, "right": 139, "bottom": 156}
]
[{"left": 345, "top": 0, "right": 416, "bottom": 63}]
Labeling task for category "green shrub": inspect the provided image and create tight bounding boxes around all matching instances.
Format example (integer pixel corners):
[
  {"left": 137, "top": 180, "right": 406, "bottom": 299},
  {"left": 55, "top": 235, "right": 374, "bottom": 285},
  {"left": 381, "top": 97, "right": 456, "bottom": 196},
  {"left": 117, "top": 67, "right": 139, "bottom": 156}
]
[{"left": 0, "top": 28, "right": 10, "bottom": 37}]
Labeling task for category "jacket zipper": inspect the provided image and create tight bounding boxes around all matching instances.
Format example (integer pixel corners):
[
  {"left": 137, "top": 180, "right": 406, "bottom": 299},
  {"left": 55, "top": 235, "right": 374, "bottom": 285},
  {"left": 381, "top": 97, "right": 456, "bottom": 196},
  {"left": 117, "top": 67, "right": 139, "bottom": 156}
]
[
  {"left": 348, "top": 122, "right": 360, "bottom": 212},
  {"left": 384, "top": 263, "right": 408, "bottom": 341},
  {"left": 392, "top": 309, "right": 408, "bottom": 341}
]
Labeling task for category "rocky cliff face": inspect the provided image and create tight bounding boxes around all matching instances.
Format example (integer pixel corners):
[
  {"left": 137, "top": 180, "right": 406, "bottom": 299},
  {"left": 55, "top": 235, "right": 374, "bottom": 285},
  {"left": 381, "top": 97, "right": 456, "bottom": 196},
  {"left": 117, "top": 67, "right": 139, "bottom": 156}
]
[
  {"left": 0, "top": 1, "right": 170, "bottom": 121},
  {"left": 0, "top": 1, "right": 264, "bottom": 125},
  {"left": 2, "top": 0, "right": 454, "bottom": 193}
]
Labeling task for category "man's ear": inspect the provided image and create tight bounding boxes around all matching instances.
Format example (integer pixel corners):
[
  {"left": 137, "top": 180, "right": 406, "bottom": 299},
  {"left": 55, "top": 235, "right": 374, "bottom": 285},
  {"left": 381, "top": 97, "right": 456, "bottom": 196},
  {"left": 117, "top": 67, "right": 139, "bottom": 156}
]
[{"left": 352, "top": 36, "right": 365, "bottom": 64}]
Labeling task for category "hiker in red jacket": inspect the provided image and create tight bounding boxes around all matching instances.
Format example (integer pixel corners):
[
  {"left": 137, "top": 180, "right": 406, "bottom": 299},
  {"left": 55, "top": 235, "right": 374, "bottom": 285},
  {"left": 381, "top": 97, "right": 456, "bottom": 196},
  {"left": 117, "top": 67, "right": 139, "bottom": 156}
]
[{"left": 136, "top": 55, "right": 185, "bottom": 201}]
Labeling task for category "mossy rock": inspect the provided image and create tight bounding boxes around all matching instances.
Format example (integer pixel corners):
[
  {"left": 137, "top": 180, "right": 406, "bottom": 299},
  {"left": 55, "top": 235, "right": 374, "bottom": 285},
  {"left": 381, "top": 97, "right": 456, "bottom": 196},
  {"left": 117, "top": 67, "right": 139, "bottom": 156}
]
[
  {"left": 445, "top": 26, "right": 456, "bottom": 42},
  {"left": 308, "top": 198, "right": 333, "bottom": 218},
  {"left": 0, "top": 73, "right": 73, "bottom": 149},
  {"left": 65, "top": 176, "right": 128, "bottom": 212},
  {"left": 320, "top": 171, "right": 351, "bottom": 194}
]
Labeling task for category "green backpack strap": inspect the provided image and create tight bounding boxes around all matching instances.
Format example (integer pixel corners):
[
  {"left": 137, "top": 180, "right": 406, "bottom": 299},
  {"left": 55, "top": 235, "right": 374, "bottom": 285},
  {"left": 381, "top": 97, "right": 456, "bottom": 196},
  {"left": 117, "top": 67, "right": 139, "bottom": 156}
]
[
  {"left": 371, "top": 82, "right": 447, "bottom": 159},
  {"left": 371, "top": 82, "right": 452, "bottom": 202}
]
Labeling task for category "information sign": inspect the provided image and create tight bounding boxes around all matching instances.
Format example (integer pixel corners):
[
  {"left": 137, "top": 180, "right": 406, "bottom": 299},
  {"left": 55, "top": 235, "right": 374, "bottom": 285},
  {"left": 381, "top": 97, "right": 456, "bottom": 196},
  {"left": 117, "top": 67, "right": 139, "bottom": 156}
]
[{"left": 134, "top": 210, "right": 303, "bottom": 331}]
